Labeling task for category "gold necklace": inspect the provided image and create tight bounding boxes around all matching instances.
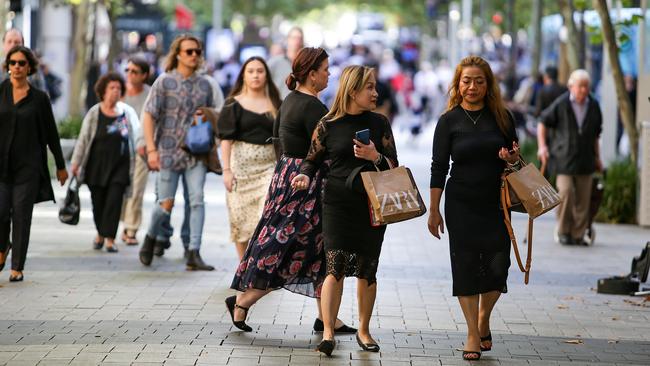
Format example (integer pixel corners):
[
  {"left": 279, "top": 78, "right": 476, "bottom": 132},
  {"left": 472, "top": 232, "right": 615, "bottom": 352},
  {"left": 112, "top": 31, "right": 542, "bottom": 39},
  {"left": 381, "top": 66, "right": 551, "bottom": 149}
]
[{"left": 462, "top": 107, "right": 483, "bottom": 125}]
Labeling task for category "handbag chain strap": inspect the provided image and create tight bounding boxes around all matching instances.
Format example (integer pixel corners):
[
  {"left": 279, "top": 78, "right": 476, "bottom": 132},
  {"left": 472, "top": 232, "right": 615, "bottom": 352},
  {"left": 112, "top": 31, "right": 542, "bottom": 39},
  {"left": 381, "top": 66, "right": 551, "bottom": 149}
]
[{"left": 501, "top": 175, "right": 533, "bottom": 284}]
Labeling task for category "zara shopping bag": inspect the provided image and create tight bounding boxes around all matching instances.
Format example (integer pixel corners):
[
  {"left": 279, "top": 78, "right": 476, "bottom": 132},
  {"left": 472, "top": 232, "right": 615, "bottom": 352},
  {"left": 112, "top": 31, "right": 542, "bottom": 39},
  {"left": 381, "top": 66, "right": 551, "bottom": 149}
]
[
  {"left": 501, "top": 158, "right": 561, "bottom": 284},
  {"left": 360, "top": 166, "right": 427, "bottom": 226}
]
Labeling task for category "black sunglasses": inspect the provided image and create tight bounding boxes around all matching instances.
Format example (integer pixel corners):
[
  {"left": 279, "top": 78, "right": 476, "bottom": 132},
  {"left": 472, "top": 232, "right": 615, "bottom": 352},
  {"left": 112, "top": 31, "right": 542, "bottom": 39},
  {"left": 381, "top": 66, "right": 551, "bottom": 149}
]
[
  {"left": 8, "top": 60, "right": 27, "bottom": 67},
  {"left": 182, "top": 48, "right": 202, "bottom": 57},
  {"left": 124, "top": 68, "right": 142, "bottom": 74}
]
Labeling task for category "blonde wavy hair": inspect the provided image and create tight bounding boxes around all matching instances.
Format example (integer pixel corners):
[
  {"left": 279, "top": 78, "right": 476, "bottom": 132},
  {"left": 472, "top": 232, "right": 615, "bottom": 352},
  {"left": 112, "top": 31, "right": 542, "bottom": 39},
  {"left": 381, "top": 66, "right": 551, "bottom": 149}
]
[
  {"left": 447, "top": 56, "right": 511, "bottom": 136},
  {"left": 164, "top": 34, "right": 203, "bottom": 73},
  {"left": 322, "top": 65, "right": 375, "bottom": 122}
]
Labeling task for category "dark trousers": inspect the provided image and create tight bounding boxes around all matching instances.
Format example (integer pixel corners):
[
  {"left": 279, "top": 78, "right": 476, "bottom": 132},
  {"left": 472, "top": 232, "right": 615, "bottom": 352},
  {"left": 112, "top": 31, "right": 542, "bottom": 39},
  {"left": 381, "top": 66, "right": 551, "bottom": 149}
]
[
  {"left": 0, "top": 179, "right": 39, "bottom": 271},
  {"left": 88, "top": 184, "right": 126, "bottom": 239}
]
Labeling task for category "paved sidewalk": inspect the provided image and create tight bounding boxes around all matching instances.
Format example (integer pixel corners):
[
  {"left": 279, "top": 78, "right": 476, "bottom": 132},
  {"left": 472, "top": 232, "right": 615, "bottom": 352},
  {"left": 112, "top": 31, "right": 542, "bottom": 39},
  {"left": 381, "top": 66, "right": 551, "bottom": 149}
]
[{"left": 1, "top": 134, "right": 649, "bottom": 365}]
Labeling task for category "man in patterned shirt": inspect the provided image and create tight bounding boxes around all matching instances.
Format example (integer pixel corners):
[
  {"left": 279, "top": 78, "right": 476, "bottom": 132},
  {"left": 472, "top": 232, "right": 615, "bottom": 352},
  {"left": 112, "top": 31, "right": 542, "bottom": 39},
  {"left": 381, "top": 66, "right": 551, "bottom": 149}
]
[{"left": 140, "top": 34, "right": 215, "bottom": 270}]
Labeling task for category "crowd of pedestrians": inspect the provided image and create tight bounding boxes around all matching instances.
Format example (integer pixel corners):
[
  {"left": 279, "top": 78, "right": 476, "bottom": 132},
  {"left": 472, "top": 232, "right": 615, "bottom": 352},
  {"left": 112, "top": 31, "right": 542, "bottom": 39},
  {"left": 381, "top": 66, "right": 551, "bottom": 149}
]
[{"left": 0, "top": 25, "right": 606, "bottom": 360}]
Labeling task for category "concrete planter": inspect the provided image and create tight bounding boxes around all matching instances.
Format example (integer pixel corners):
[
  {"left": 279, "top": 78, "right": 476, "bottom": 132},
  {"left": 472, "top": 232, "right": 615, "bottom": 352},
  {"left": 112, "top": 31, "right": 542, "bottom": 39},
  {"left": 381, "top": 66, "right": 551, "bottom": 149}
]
[{"left": 60, "top": 138, "right": 76, "bottom": 161}]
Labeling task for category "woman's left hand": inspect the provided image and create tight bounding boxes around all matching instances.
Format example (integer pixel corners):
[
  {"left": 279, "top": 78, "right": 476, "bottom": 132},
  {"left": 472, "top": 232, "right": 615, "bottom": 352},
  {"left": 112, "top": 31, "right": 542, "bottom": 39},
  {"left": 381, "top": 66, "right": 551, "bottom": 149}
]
[
  {"left": 353, "top": 139, "right": 380, "bottom": 162},
  {"left": 56, "top": 169, "right": 68, "bottom": 186},
  {"left": 498, "top": 141, "right": 520, "bottom": 164}
]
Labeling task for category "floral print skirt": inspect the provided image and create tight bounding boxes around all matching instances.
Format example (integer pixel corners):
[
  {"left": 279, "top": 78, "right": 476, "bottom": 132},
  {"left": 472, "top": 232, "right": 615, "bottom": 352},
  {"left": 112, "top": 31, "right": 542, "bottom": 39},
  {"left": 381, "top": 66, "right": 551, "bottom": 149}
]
[{"left": 230, "top": 156, "right": 327, "bottom": 298}]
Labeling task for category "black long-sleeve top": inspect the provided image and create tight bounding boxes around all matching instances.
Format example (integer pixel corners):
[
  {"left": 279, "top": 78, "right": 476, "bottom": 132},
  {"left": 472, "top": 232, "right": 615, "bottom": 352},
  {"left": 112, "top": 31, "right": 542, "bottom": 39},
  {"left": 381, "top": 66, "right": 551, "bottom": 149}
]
[
  {"left": 430, "top": 106, "right": 517, "bottom": 190},
  {"left": 216, "top": 99, "right": 274, "bottom": 145},
  {"left": 300, "top": 111, "right": 398, "bottom": 180},
  {"left": 274, "top": 91, "right": 328, "bottom": 158},
  {"left": 0, "top": 79, "right": 65, "bottom": 202}
]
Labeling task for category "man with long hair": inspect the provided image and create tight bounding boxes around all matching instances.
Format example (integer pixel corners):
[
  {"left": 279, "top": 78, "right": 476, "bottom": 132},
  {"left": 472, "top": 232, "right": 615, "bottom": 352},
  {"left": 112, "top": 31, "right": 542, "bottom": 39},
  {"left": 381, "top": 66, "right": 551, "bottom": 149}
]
[{"left": 139, "top": 34, "right": 215, "bottom": 270}]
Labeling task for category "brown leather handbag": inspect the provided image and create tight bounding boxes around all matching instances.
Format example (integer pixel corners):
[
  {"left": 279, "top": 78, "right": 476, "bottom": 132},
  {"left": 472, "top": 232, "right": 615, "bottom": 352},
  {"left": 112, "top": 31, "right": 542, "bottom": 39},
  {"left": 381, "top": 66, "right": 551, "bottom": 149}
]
[{"left": 500, "top": 158, "right": 561, "bottom": 284}]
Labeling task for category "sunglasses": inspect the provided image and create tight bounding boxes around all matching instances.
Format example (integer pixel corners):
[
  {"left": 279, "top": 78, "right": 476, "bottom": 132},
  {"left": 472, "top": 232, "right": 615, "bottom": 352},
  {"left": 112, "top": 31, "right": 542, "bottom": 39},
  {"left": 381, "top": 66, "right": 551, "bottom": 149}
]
[
  {"left": 8, "top": 60, "right": 27, "bottom": 67},
  {"left": 181, "top": 48, "right": 202, "bottom": 57},
  {"left": 124, "top": 68, "right": 142, "bottom": 74}
]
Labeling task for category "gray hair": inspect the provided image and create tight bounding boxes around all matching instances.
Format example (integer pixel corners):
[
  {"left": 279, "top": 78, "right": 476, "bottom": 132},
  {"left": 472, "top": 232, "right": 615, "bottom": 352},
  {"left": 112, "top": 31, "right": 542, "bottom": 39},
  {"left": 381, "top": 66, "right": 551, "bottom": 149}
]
[{"left": 568, "top": 69, "right": 590, "bottom": 87}]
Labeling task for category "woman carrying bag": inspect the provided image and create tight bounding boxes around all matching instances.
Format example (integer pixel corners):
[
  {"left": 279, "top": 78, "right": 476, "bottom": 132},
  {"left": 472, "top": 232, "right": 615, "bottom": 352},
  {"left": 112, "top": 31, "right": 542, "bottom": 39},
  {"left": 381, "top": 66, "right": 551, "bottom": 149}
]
[
  {"left": 71, "top": 72, "right": 138, "bottom": 253},
  {"left": 292, "top": 65, "right": 398, "bottom": 356},
  {"left": 428, "top": 56, "right": 519, "bottom": 361}
]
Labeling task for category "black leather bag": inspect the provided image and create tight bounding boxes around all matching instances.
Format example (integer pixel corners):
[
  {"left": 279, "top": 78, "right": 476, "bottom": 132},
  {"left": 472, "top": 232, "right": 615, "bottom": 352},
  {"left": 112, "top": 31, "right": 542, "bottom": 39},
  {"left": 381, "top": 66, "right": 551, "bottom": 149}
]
[{"left": 59, "top": 177, "right": 80, "bottom": 225}]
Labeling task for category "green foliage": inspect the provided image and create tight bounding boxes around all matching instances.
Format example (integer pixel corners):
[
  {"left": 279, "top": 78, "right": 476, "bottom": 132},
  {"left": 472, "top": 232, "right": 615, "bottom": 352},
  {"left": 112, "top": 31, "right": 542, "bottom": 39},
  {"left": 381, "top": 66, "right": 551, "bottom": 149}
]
[
  {"left": 595, "top": 159, "right": 637, "bottom": 224},
  {"left": 519, "top": 138, "right": 540, "bottom": 167},
  {"left": 586, "top": 13, "right": 643, "bottom": 46},
  {"left": 57, "top": 116, "right": 83, "bottom": 139}
]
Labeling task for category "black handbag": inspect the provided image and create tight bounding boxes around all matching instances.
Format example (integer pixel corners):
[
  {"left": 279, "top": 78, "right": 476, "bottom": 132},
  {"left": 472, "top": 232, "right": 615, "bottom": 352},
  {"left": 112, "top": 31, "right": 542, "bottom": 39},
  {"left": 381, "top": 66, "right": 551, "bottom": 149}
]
[{"left": 59, "top": 177, "right": 80, "bottom": 225}]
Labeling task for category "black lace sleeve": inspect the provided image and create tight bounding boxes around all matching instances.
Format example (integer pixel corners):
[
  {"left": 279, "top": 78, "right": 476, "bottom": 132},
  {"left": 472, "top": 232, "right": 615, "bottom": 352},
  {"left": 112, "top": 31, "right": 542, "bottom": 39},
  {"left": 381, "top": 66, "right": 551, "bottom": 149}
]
[
  {"left": 377, "top": 114, "right": 398, "bottom": 170},
  {"left": 299, "top": 119, "right": 328, "bottom": 178}
]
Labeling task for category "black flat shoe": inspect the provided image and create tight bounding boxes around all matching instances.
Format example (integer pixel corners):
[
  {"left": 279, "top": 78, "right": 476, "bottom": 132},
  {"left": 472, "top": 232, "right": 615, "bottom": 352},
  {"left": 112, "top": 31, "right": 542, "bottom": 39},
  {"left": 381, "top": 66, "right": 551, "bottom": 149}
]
[
  {"left": 356, "top": 333, "right": 380, "bottom": 352},
  {"left": 106, "top": 245, "right": 119, "bottom": 253},
  {"left": 462, "top": 350, "right": 481, "bottom": 361},
  {"left": 313, "top": 318, "right": 358, "bottom": 334},
  {"left": 93, "top": 239, "right": 104, "bottom": 250},
  {"left": 315, "top": 339, "right": 335, "bottom": 357},
  {"left": 225, "top": 295, "right": 253, "bottom": 332},
  {"left": 9, "top": 273, "right": 23, "bottom": 282},
  {"left": 480, "top": 332, "right": 492, "bottom": 352}
]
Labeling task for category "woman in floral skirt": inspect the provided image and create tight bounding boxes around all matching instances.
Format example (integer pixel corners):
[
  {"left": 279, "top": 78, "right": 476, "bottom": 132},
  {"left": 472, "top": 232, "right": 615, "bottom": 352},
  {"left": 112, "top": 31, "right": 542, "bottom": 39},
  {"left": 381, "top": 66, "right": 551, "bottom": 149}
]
[{"left": 226, "top": 48, "right": 355, "bottom": 334}]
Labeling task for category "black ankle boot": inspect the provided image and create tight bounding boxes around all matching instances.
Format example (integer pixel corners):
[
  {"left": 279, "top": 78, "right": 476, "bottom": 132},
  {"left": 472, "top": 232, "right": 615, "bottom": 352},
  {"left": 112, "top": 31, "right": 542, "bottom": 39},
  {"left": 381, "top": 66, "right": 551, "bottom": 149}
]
[
  {"left": 186, "top": 250, "right": 214, "bottom": 271},
  {"left": 139, "top": 235, "right": 155, "bottom": 266}
]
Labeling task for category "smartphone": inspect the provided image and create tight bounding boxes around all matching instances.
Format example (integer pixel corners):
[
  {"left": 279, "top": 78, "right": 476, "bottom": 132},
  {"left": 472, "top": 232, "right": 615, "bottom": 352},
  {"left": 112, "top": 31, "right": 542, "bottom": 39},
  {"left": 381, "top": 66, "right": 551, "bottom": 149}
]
[{"left": 355, "top": 129, "right": 370, "bottom": 145}]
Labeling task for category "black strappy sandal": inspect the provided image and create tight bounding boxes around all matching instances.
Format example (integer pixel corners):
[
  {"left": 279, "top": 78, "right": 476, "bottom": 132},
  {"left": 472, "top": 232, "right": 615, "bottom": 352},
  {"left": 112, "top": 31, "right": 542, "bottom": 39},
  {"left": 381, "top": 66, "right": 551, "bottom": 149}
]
[
  {"left": 462, "top": 350, "right": 481, "bottom": 361},
  {"left": 480, "top": 332, "right": 492, "bottom": 352},
  {"left": 225, "top": 296, "right": 253, "bottom": 332}
]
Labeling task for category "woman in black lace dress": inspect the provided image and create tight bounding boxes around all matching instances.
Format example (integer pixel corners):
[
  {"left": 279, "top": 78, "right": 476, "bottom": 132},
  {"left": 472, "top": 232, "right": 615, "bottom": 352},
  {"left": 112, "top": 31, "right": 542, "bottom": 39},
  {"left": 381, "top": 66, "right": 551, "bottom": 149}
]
[
  {"left": 292, "top": 65, "right": 398, "bottom": 356},
  {"left": 428, "top": 56, "right": 519, "bottom": 361}
]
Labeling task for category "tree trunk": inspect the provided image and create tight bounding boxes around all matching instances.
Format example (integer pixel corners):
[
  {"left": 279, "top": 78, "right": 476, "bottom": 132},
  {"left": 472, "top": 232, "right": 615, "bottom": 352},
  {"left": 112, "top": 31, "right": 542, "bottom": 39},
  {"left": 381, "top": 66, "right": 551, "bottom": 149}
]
[
  {"left": 506, "top": 0, "right": 517, "bottom": 99},
  {"left": 105, "top": 1, "right": 120, "bottom": 71},
  {"left": 593, "top": 0, "right": 638, "bottom": 163},
  {"left": 0, "top": 2, "right": 6, "bottom": 44},
  {"left": 530, "top": 0, "right": 543, "bottom": 78},
  {"left": 559, "top": 0, "right": 581, "bottom": 71},
  {"left": 68, "top": 1, "right": 91, "bottom": 118}
]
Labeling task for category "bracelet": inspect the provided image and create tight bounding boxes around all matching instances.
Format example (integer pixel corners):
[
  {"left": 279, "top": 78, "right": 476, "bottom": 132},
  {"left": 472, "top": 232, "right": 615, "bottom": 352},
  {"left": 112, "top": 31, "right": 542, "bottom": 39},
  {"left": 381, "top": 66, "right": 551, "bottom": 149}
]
[{"left": 373, "top": 153, "right": 383, "bottom": 165}]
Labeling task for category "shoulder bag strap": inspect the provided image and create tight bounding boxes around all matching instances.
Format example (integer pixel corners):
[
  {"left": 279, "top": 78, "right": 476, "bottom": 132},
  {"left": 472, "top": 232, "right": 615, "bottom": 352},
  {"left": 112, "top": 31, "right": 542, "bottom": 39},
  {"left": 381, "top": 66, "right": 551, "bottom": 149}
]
[{"left": 500, "top": 178, "right": 533, "bottom": 284}]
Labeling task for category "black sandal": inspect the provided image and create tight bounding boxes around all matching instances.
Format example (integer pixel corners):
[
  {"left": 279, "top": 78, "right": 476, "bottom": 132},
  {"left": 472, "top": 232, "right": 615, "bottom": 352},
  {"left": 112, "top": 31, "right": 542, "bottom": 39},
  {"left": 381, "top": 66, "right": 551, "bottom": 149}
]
[
  {"left": 462, "top": 350, "right": 481, "bottom": 361},
  {"left": 315, "top": 339, "right": 335, "bottom": 357},
  {"left": 480, "top": 332, "right": 492, "bottom": 352},
  {"left": 121, "top": 230, "right": 139, "bottom": 246},
  {"left": 225, "top": 296, "right": 252, "bottom": 332},
  {"left": 93, "top": 239, "right": 104, "bottom": 250}
]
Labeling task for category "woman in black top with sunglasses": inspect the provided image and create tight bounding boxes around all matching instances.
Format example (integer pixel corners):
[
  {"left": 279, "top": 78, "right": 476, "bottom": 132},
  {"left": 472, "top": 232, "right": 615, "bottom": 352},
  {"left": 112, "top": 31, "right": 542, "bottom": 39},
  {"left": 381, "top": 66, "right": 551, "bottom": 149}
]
[{"left": 0, "top": 46, "right": 68, "bottom": 282}]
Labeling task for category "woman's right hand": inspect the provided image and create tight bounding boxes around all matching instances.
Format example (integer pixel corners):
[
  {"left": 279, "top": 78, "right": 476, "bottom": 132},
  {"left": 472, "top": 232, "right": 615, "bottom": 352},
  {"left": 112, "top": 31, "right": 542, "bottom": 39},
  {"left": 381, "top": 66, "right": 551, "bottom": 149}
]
[
  {"left": 427, "top": 209, "right": 445, "bottom": 239},
  {"left": 71, "top": 163, "right": 79, "bottom": 177},
  {"left": 291, "top": 174, "right": 310, "bottom": 190},
  {"left": 147, "top": 150, "right": 160, "bottom": 171},
  {"left": 223, "top": 169, "right": 236, "bottom": 192}
]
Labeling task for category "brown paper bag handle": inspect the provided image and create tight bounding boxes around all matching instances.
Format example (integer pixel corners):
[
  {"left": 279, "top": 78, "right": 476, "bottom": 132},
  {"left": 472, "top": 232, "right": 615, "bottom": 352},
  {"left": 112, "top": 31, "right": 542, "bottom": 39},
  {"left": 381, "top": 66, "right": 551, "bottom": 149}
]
[{"left": 500, "top": 179, "right": 533, "bottom": 284}]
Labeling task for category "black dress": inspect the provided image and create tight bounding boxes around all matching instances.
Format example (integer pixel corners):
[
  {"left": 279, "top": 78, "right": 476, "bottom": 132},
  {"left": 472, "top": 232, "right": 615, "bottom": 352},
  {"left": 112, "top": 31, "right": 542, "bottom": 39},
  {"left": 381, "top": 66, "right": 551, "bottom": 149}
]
[
  {"left": 430, "top": 106, "right": 517, "bottom": 296},
  {"left": 300, "top": 111, "right": 398, "bottom": 285},
  {"left": 231, "top": 91, "right": 329, "bottom": 298}
]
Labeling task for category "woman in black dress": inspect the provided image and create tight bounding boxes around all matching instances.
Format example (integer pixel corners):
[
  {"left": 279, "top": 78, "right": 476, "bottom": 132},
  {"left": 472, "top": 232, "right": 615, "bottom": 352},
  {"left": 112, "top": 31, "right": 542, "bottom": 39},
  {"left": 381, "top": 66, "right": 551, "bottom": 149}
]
[
  {"left": 0, "top": 46, "right": 68, "bottom": 282},
  {"left": 71, "top": 72, "right": 138, "bottom": 253},
  {"left": 292, "top": 65, "right": 398, "bottom": 356},
  {"left": 428, "top": 56, "right": 519, "bottom": 361},
  {"left": 226, "top": 47, "right": 355, "bottom": 334}
]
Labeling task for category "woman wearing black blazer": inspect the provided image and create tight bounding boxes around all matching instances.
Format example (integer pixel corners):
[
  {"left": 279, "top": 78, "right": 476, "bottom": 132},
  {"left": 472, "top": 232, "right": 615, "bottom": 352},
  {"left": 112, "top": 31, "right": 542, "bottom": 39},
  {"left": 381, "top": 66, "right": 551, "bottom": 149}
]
[{"left": 0, "top": 46, "right": 68, "bottom": 282}]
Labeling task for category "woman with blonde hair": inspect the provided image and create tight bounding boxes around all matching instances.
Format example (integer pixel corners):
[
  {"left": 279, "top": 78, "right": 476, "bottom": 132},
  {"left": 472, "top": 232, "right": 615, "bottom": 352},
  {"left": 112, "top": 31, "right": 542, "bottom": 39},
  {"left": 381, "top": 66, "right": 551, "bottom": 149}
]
[
  {"left": 292, "top": 65, "right": 398, "bottom": 356},
  {"left": 218, "top": 56, "right": 281, "bottom": 260},
  {"left": 428, "top": 56, "right": 519, "bottom": 361}
]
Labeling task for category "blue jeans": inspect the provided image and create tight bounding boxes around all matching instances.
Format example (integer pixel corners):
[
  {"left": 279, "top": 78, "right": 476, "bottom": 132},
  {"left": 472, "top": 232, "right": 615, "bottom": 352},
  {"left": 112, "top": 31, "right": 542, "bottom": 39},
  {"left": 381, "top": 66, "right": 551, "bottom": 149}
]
[{"left": 147, "top": 162, "right": 206, "bottom": 251}]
